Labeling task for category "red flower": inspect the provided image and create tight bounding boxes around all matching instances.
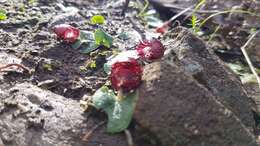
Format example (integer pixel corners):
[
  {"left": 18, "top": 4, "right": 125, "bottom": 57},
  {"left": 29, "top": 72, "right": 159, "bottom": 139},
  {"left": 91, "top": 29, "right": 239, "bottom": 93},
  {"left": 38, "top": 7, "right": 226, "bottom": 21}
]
[
  {"left": 53, "top": 24, "right": 80, "bottom": 43},
  {"left": 136, "top": 39, "right": 165, "bottom": 61},
  {"left": 110, "top": 59, "right": 142, "bottom": 92}
]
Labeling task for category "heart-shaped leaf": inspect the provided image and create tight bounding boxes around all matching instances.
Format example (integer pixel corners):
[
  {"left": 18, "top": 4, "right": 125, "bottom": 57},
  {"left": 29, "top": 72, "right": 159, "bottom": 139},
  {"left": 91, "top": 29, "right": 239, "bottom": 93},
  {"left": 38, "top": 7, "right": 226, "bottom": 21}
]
[
  {"left": 71, "top": 31, "right": 97, "bottom": 53},
  {"left": 0, "top": 8, "right": 7, "bottom": 21},
  {"left": 94, "top": 29, "right": 113, "bottom": 48},
  {"left": 81, "top": 42, "right": 99, "bottom": 54},
  {"left": 91, "top": 86, "right": 138, "bottom": 133},
  {"left": 91, "top": 15, "right": 105, "bottom": 25}
]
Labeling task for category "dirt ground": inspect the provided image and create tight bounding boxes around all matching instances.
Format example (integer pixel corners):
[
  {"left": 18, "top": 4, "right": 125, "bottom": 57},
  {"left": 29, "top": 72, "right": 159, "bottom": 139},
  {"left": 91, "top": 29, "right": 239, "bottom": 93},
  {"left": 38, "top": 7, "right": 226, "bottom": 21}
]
[{"left": 0, "top": 0, "right": 260, "bottom": 146}]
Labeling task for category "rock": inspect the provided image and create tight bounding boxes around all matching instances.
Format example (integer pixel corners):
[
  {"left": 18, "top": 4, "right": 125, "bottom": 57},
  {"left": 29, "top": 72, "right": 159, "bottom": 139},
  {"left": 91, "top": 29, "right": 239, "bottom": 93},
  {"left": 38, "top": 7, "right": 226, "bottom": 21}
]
[
  {"left": 135, "top": 61, "right": 257, "bottom": 146},
  {"left": 0, "top": 83, "right": 127, "bottom": 146},
  {"left": 163, "top": 27, "right": 256, "bottom": 130},
  {"left": 134, "top": 27, "right": 258, "bottom": 146},
  {"left": 247, "top": 34, "right": 260, "bottom": 68},
  {"left": 0, "top": 52, "right": 21, "bottom": 65}
]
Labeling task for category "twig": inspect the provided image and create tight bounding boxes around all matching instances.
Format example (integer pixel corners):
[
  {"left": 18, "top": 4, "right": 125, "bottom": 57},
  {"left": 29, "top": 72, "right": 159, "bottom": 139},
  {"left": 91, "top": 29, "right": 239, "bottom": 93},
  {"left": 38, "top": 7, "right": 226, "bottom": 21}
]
[
  {"left": 240, "top": 30, "right": 260, "bottom": 89},
  {"left": 124, "top": 129, "right": 134, "bottom": 146},
  {"left": 160, "top": 3, "right": 222, "bottom": 14},
  {"left": 0, "top": 63, "right": 30, "bottom": 73},
  {"left": 137, "top": 0, "right": 149, "bottom": 17},
  {"left": 82, "top": 121, "right": 106, "bottom": 142},
  {"left": 156, "top": 6, "right": 193, "bottom": 34},
  {"left": 165, "top": 6, "right": 194, "bottom": 27},
  {"left": 199, "top": 9, "right": 260, "bottom": 28}
]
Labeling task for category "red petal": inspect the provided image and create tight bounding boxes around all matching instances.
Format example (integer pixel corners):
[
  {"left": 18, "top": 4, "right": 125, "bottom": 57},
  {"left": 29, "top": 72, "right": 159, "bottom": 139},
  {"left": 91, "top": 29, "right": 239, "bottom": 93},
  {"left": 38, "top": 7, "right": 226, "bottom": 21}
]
[
  {"left": 135, "top": 39, "right": 165, "bottom": 61},
  {"left": 110, "top": 59, "right": 142, "bottom": 92},
  {"left": 63, "top": 28, "right": 80, "bottom": 43},
  {"left": 53, "top": 24, "right": 80, "bottom": 43}
]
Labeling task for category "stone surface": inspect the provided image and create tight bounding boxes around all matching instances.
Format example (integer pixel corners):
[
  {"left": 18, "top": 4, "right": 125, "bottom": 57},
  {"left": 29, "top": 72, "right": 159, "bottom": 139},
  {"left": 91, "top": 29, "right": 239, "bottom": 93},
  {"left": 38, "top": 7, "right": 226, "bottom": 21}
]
[
  {"left": 163, "top": 27, "right": 256, "bottom": 130},
  {"left": 134, "top": 27, "right": 258, "bottom": 146},
  {"left": 135, "top": 60, "right": 257, "bottom": 146},
  {"left": 0, "top": 83, "right": 127, "bottom": 146},
  {"left": 247, "top": 35, "right": 260, "bottom": 67}
]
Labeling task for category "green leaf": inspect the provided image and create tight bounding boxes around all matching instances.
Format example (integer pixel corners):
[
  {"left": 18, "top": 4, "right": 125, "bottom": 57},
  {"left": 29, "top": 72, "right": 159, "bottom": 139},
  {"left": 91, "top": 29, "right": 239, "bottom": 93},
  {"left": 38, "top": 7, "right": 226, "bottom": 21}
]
[
  {"left": 81, "top": 42, "right": 99, "bottom": 54},
  {"left": 80, "top": 30, "right": 94, "bottom": 41},
  {"left": 89, "top": 60, "right": 97, "bottom": 68},
  {"left": 71, "top": 31, "right": 98, "bottom": 53},
  {"left": 91, "top": 15, "right": 105, "bottom": 25},
  {"left": 71, "top": 39, "right": 82, "bottom": 49},
  {"left": 94, "top": 29, "right": 113, "bottom": 48},
  {"left": 91, "top": 86, "right": 138, "bottom": 133},
  {"left": 0, "top": 9, "right": 7, "bottom": 21}
]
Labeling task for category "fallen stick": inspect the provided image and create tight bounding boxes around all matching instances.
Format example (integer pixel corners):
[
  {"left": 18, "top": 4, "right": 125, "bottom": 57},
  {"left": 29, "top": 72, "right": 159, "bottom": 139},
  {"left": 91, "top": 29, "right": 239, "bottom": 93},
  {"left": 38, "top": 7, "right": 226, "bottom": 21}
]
[
  {"left": 124, "top": 129, "right": 134, "bottom": 146},
  {"left": 0, "top": 63, "right": 30, "bottom": 73},
  {"left": 240, "top": 30, "right": 260, "bottom": 89},
  {"left": 82, "top": 121, "right": 106, "bottom": 142}
]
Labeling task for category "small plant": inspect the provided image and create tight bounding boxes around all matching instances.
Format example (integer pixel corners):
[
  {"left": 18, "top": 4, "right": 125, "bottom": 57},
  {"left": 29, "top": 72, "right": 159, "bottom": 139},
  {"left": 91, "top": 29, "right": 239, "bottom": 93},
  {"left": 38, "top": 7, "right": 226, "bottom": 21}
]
[
  {"left": 53, "top": 15, "right": 113, "bottom": 54},
  {"left": 190, "top": 0, "right": 206, "bottom": 33},
  {"left": 88, "top": 59, "right": 142, "bottom": 133},
  {"left": 137, "top": 0, "right": 149, "bottom": 17},
  {"left": 51, "top": 15, "right": 166, "bottom": 133},
  {"left": 94, "top": 29, "right": 113, "bottom": 48},
  {"left": 0, "top": 8, "right": 7, "bottom": 21},
  {"left": 87, "top": 38, "right": 165, "bottom": 133}
]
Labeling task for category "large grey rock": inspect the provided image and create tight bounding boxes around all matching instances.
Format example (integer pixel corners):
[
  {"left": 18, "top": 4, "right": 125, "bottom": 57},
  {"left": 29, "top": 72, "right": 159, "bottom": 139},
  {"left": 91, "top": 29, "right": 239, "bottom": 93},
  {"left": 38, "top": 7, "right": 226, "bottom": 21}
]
[
  {"left": 163, "top": 27, "right": 256, "bottom": 130},
  {"left": 0, "top": 83, "right": 127, "bottom": 146},
  {"left": 134, "top": 27, "right": 258, "bottom": 146},
  {"left": 135, "top": 61, "right": 257, "bottom": 146}
]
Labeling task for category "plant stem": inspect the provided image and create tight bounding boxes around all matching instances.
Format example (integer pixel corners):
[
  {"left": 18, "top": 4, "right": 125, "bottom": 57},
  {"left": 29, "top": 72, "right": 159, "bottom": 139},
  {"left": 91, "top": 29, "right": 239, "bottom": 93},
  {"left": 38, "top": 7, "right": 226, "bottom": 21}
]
[
  {"left": 124, "top": 129, "right": 134, "bottom": 146},
  {"left": 0, "top": 63, "right": 30, "bottom": 73},
  {"left": 82, "top": 121, "right": 106, "bottom": 141},
  {"left": 199, "top": 9, "right": 260, "bottom": 28},
  {"left": 240, "top": 30, "right": 260, "bottom": 89},
  {"left": 116, "top": 89, "right": 124, "bottom": 101},
  {"left": 137, "top": 0, "right": 149, "bottom": 17}
]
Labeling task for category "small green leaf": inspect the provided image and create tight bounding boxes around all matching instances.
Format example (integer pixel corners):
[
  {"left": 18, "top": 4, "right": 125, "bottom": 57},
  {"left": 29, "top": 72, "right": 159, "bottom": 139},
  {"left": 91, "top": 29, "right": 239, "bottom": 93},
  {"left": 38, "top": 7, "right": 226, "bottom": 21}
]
[
  {"left": 71, "top": 31, "right": 98, "bottom": 53},
  {"left": 94, "top": 29, "right": 113, "bottom": 48},
  {"left": 71, "top": 39, "right": 82, "bottom": 49},
  {"left": 91, "top": 15, "right": 105, "bottom": 25},
  {"left": 91, "top": 86, "right": 138, "bottom": 133},
  {"left": 0, "top": 9, "right": 7, "bottom": 21},
  {"left": 89, "top": 60, "right": 97, "bottom": 68}
]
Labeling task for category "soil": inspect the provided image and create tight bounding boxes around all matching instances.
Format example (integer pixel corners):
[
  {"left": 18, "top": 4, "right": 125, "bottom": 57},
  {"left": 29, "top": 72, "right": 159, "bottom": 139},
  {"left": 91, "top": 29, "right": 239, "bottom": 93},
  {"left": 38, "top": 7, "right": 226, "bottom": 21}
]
[
  {"left": 1, "top": 0, "right": 260, "bottom": 146},
  {"left": 0, "top": 0, "right": 156, "bottom": 146}
]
